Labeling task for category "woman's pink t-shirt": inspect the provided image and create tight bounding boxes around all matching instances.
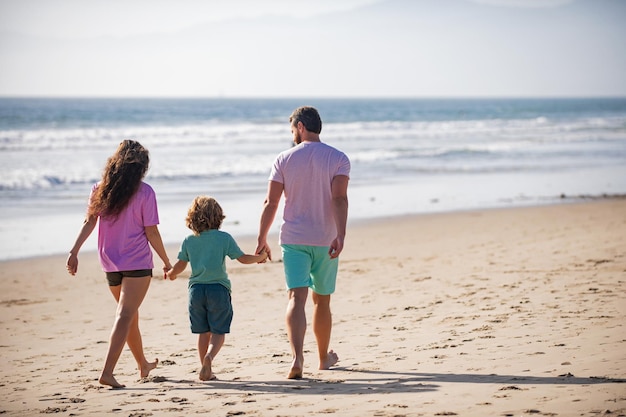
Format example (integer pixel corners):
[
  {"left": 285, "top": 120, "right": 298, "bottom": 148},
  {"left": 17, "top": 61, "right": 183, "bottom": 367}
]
[{"left": 90, "top": 182, "right": 160, "bottom": 272}]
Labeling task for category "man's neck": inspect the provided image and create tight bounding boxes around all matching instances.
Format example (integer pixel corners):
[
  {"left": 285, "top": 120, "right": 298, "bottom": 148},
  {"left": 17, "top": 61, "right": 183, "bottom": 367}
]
[{"left": 302, "top": 133, "right": 321, "bottom": 143}]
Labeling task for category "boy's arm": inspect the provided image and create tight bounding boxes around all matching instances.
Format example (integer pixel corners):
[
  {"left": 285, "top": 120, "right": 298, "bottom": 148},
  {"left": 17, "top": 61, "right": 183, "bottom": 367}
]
[
  {"left": 167, "top": 259, "right": 188, "bottom": 280},
  {"left": 237, "top": 251, "right": 269, "bottom": 265}
]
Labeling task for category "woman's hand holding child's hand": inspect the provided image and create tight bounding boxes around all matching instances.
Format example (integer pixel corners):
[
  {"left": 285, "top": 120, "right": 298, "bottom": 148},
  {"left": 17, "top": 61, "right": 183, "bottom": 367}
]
[
  {"left": 162, "top": 264, "right": 172, "bottom": 279},
  {"left": 166, "top": 267, "right": 178, "bottom": 281}
]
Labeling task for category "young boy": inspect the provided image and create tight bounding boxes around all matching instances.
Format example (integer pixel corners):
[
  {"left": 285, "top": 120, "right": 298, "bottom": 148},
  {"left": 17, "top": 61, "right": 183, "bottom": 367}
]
[{"left": 167, "top": 196, "right": 268, "bottom": 381}]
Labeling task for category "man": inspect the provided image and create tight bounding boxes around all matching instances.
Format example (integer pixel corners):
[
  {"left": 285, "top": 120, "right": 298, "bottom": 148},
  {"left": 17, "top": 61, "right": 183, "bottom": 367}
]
[{"left": 256, "top": 106, "right": 350, "bottom": 379}]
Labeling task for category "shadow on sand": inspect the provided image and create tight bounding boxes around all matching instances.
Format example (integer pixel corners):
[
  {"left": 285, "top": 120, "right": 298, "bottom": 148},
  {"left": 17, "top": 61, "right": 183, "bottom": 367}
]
[{"left": 144, "top": 367, "right": 624, "bottom": 396}]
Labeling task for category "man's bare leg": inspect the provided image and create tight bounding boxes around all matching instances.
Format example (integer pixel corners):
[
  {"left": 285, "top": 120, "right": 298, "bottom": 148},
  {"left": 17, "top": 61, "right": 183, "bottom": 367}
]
[
  {"left": 286, "top": 287, "right": 308, "bottom": 379},
  {"left": 312, "top": 292, "right": 339, "bottom": 370}
]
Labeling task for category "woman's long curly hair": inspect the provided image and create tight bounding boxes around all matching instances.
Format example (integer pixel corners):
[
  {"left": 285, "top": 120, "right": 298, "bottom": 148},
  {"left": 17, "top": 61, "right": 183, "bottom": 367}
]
[
  {"left": 89, "top": 140, "right": 150, "bottom": 218},
  {"left": 186, "top": 196, "right": 225, "bottom": 235}
]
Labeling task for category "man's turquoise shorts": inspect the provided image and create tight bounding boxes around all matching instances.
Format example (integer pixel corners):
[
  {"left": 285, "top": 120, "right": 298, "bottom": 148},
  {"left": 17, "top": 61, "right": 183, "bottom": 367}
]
[{"left": 281, "top": 244, "right": 338, "bottom": 295}]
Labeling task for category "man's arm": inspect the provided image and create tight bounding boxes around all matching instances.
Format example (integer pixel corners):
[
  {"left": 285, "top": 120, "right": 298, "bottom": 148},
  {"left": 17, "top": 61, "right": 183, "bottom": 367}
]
[
  {"left": 256, "top": 180, "right": 284, "bottom": 261},
  {"left": 329, "top": 175, "right": 349, "bottom": 259}
]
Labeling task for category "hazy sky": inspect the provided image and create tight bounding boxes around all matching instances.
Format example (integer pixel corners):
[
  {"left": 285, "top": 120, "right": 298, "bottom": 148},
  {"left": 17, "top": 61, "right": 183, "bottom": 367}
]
[{"left": 0, "top": 0, "right": 623, "bottom": 98}]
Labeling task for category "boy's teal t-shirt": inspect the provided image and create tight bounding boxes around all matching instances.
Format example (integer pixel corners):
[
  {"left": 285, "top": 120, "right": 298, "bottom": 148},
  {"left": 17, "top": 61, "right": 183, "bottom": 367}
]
[{"left": 177, "top": 229, "right": 245, "bottom": 291}]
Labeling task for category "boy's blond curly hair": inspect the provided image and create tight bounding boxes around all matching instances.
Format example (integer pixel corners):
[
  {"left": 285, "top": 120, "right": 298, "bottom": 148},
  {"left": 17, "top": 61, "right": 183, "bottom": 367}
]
[{"left": 185, "top": 196, "right": 225, "bottom": 235}]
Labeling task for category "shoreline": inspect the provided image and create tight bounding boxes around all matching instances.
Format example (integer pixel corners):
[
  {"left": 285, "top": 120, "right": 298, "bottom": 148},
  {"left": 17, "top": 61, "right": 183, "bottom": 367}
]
[
  {"left": 2, "top": 193, "right": 625, "bottom": 264},
  {"left": 1, "top": 199, "right": 625, "bottom": 416}
]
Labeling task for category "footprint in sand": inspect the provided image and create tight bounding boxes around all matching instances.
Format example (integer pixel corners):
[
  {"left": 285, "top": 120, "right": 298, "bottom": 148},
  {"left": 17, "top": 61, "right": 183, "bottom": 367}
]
[
  {"left": 0, "top": 298, "right": 45, "bottom": 306},
  {"left": 169, "top": 397, "right": 189, "bottom": 404},
  {"left": 41, "top": 406, "right": 69, "bottom": 414}
]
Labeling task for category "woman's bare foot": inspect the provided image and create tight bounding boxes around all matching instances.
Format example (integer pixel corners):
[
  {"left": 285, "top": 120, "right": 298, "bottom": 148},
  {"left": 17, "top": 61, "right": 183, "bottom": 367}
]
[
  {"left": 287, "top": 367, "right": 303, "bottom": 379},
  {"left": 99, "top": 373, "right": 125, "bottom": 389},
  {"left": 319, "top": 349, "right": 339, "bottom": 370},
  {"left": 199, "top": 355, "right": 216, "bottom": 381},
  {"left": 140, "top": 358, "right": 158, "bottom": 379},
  {"left": 287, "top": 358, "right": 303, "bottom": 379}
]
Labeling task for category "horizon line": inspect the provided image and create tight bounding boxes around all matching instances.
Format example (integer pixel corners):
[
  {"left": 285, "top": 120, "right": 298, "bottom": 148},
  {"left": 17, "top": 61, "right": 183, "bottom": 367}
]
[{"left": 1, "top": 95, "right": 626, "bottom": 100}]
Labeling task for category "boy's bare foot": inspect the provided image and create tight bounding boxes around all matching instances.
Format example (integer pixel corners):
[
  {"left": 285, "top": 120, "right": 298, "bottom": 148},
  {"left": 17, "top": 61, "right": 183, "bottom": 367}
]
[
  {"left": 199, "top": 356, "right": 216, "bottom": 381},
  {"left": 99, "top": 373, "right": 125, "bottom": 389},
  {"left": 287, "top": 358, "right": 303, "bottom": 379},
  {"left": 319, "top": 349, "right": 339, "bottom": 370},
  {"left": 140, "top": 358, "right": 158, "bottom": 378}
]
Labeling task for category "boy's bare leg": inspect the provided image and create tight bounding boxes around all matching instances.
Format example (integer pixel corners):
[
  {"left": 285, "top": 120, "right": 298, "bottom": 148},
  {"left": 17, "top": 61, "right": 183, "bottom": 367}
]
[
  {"left": 198, "top": 333, "right": 224, "bottom": 381},
  {"left": 312, "top": 292, "right": 339, "bottom": 370},
  {"left": 198, "top": 332, "right": 210, "bottom": 365},
  {"left": 286, "top": 287, "right": 308, "bottom": 379}
]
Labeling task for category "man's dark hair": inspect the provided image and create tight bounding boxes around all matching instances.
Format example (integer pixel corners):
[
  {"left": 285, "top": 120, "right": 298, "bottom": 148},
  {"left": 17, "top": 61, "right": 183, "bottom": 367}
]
[{"left": 289, "top": 106, "right": 322, "bottom": 134}]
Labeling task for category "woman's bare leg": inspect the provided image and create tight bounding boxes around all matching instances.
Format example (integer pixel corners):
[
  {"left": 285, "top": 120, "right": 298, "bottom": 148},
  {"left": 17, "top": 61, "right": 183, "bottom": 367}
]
[
  {"left": 108, "top": 284, "right": 158, "bottom": 379},
  {"left": 100, "top": 276, "right": 152, "bottom": 388}
]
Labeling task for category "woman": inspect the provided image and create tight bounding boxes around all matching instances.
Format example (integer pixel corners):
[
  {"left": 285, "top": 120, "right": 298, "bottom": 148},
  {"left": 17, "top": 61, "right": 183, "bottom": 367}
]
[{"left": 66, "top": 139, "right": 172, "bottom": 388}]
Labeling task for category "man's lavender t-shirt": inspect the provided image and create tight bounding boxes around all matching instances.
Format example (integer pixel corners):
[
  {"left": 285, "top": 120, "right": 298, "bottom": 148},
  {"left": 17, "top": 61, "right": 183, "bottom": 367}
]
[
  {"left": 269, "top": 141, "right": 350, "bottom": 246},
  {"left": 90, "top": 182, "right": 160, "bottom": 272}
]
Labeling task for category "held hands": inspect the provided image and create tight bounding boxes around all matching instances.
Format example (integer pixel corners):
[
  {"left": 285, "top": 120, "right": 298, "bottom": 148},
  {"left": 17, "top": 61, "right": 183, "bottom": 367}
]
[
  {"left": 164, "top": 260, "right": 187, "bottom": 281},
  {"left": 164, "top": 266, "right": 177, "bottom": 281},
  {"left": 258, "top": 248, "right": 270, "bottom": 264},
  {"left": 255, "top": 241, "right": 272, "bottom": 263},
  {"left": 163, "top": 263, "right": 173, "bottom": 280}
]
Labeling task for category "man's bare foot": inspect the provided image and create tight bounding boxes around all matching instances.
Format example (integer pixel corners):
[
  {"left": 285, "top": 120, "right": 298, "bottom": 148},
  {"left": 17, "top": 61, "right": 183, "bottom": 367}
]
[
  {"left": 140, "top": 358, "right": 158, "bottom": 378},
  {"left": 319, "top": 349, "right": 339, "bottom": 370},
  {"left": 99, "top": 373, "right": 125, "bottom": 389},
  {"left": 199, "top": 355, "right": 216, "bottom": 381},
  {"left": 287, "top": 358, "right": 303, "bottom": 379}
]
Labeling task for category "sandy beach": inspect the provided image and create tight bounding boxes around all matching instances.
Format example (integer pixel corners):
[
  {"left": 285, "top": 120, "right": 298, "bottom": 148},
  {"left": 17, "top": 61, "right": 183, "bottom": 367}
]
[{"left": 1, "top": 199, "right": 625, "bottom": 417}]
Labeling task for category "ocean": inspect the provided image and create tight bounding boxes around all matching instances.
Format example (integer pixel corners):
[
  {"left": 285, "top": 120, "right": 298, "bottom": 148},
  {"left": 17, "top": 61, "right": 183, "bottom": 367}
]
[{"left": 1, "top": 97, "right": 625, "bottom": 261}]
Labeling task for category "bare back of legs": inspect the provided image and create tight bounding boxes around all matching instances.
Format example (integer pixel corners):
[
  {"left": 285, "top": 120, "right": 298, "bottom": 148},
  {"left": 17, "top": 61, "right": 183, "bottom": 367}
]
[
  {"left": 198, "top": 332, "right": 223, "bottom": 381},
  {"left": 285, "top": 289, "right": 339, "bottom": 379},
  {"left": 312, "top": 292, "right": 339, "bottom": 370},
  {"left": 285, "top": 287, "right": 309, "bottom": 379},
  {"left": 100, "top": 276, "right": 155, "bottom": 388}
]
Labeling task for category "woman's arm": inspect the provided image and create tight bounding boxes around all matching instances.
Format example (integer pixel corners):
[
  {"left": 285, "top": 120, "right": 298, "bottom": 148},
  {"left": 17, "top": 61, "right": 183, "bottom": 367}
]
[
  {"left": 66, "top": 215, "right": 98, "bottom": 275},
  {"left": 145, "top": 225, "right": 172, "bottom": 275}
]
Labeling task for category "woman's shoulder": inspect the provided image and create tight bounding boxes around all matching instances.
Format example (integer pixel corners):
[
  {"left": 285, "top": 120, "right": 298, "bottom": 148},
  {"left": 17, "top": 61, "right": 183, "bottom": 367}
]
[
  {"left": 136, "top": 181, "right": 156, "bottom": 197},
  {"left": 139, "top": 181, "right": 154, "bottom": 191}
]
